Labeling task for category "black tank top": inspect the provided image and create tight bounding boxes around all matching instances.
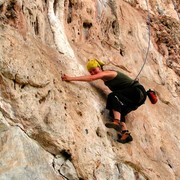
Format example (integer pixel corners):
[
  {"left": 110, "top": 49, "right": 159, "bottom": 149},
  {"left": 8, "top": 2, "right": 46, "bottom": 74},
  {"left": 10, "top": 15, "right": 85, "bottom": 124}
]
[{"left": 104, "top": 71, "right": 134, "bottom": 91}]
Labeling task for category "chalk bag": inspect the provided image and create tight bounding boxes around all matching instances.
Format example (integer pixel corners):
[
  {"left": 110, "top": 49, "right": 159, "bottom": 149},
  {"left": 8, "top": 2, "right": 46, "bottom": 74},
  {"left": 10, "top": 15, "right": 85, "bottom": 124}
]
[{"left": 147, "top": 89, "right": 158, "bottom": 104}]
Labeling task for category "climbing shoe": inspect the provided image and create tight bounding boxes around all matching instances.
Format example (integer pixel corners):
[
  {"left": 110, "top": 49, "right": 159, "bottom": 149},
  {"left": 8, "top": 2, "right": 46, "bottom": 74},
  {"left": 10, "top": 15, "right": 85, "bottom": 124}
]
[
  {"left": 105, "top": 119, "right": 122, "bottom": 131},
  {"left": 117, "top": 130, "right": 133, "bottom": 144}
]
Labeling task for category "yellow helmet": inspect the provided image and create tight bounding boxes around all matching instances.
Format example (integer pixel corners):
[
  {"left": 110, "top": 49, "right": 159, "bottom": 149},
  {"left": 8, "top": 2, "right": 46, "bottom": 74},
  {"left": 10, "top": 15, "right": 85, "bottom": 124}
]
[{"left": 86, "top": 59, "right": 105, "bottom": 71}]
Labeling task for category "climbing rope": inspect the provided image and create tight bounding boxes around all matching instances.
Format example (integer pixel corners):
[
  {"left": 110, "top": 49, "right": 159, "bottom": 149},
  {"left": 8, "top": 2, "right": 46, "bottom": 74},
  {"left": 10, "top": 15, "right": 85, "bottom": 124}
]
[
  {"left": 107, "top": 0, "right": 178, "bottom": 81},
  {"left": 106, "top": 0, "right": 151, "bottom": 79},
  {"left": 135, "top": 0, "right": 179, "bottom": 80},
  {"left": 134, "top": 0, "right": 151, "bottom": 81},
  {"left": 171, "top": 0, "right": 180, "bottom": 20}
]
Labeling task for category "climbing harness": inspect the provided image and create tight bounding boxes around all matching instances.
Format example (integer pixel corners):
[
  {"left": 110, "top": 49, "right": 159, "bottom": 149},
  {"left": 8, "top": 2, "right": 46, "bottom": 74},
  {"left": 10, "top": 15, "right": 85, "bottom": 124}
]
[
  {"left": 133, "top": 0, "right": 159, "bottom": 104},
  {"left": 106, "top": 0, "right": 158, "bottom": 104}
]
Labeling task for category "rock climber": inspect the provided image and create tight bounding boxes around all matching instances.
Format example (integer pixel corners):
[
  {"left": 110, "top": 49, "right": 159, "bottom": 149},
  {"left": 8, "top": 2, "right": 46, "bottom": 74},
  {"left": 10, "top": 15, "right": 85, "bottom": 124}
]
[{"left": 61, "top": 59, "right": 147, "bottom": 143}]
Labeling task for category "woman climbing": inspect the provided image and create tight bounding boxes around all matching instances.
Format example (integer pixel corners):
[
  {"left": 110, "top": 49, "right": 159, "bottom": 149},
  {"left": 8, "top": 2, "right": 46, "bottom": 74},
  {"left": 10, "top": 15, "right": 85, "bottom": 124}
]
[{"left": 61, "top": 59, "right": 147, "bottom": 143}]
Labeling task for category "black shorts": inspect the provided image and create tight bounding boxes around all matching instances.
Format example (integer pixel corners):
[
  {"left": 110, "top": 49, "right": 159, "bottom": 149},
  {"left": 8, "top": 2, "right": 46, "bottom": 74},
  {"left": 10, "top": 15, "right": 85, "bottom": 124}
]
[{"left": 106, "top": 85, "right": 146, "bottom": 121}]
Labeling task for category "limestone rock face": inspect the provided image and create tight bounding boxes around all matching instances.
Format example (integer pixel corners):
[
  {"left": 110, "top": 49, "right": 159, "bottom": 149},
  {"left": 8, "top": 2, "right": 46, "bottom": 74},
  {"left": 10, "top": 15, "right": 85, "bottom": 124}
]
[{"left": 0, "top": 0, "right": 179, "bottom": 179}]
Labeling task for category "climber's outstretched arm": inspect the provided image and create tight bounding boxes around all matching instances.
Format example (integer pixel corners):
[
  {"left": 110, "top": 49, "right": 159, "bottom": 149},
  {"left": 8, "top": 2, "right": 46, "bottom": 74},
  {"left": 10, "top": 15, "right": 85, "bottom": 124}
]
[
  {"left": 61, "top": 71, "right": 116, "bottom": 82},
  {"left": 62, "top": 73, "right": 103, "bottom": 82}
]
